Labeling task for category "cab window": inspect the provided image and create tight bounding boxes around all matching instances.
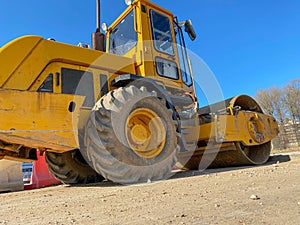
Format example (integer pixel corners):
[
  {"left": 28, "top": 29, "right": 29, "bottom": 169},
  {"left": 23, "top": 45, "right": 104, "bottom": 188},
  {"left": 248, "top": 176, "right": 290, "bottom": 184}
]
[
  {"left": 109, "top": 10, "right": 137, "bottom": 56},
  {"left": 38, "top": 74, "right": 53, "bottom": 93},
  {"left": 150, "top": 10, "right": 174, "bottom": 55},
  {"left": 156, "top": 57, "right": 179, "bottom": 79},
  {"left": 61, "top": 68, "right": 94, "bottom": 107}
]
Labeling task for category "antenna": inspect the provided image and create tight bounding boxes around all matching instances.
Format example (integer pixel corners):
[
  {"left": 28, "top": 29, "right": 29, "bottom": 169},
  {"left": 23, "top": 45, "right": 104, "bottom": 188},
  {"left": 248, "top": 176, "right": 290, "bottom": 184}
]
[
  {"left": 96, "top": 0, "right": 101, "bottom": 32},
  {"left": 92, "top": 0, "right": 105, "bottom": 51}
]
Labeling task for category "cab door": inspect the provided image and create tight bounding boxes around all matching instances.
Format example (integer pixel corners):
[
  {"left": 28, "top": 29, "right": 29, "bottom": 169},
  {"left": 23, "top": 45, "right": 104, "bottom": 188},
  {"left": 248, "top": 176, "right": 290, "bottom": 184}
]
[{"left": 148, "top": 9, "right": 182, "bottom": 88}]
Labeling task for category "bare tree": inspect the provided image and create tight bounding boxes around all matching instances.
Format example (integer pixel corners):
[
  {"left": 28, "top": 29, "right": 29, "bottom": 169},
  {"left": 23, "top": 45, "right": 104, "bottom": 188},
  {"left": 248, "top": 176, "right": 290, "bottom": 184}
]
[
  {"left": 255, "top": 79, "right": 300, "bottom": 150},
  {"left": 255, "top": 87, "right": 286, "bottom": 122},
  {"left": 255, "top": 87, "right": 288, "bottom": 149},
  {"left": 269, "top": 87, "right": 286, "bottom": 123},
  {"left": 255, "top": 89, "right": 275, "bottom": 116},
  {"left": 283, "top": 79, "right": 300, "bottom": 146}
]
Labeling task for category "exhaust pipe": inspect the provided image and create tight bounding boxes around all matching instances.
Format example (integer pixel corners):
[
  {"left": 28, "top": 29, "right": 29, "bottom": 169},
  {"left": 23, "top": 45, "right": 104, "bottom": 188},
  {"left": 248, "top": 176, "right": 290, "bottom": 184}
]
[{"left": 92, "top": 0, "right": 105, "bottom": 51}]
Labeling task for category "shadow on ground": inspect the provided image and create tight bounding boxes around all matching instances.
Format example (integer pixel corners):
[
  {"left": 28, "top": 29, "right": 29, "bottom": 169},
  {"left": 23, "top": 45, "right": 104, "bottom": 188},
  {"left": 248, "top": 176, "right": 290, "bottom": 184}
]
[
  {"left": 66, "top": 154, "right": 297, "bottom": 189},
  {"left": 170, "top": 154, "right": 292, "bottom": 180}
]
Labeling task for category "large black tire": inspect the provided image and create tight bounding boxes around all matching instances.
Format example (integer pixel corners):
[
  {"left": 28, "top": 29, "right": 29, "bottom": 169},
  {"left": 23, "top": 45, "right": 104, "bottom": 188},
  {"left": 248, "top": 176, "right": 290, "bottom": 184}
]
[
  {"left": 81, "top": 86, "right": 180, "bottom": 184},
  {"left": 45, "top": 150, "right": 104, "bottom": 184}
]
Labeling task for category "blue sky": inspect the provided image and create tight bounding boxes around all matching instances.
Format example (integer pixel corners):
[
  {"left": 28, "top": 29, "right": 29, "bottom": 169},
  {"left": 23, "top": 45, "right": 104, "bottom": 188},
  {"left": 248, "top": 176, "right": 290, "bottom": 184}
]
[{"left": 0, "top": 0, "right": 299, "bottom": 104}]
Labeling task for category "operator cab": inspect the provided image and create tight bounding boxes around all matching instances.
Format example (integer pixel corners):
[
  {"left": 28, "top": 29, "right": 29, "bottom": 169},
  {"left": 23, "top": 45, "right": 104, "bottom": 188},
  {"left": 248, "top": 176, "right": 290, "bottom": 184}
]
[{"left": 104, "top": 0, "right": 197, "bottom": 96}]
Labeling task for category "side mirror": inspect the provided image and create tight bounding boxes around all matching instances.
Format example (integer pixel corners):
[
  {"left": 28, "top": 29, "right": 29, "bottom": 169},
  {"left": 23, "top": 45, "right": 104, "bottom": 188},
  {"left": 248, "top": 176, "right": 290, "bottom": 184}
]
[{"left": 184, "top": 20, "right": 197, "bottom": 41}]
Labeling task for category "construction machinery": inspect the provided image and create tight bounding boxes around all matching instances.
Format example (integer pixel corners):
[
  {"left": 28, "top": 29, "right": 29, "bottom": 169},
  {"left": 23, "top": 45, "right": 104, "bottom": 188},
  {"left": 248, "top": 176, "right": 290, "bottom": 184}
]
[{"left": 0, "top": 0, "right": 278, "bottom": 184}]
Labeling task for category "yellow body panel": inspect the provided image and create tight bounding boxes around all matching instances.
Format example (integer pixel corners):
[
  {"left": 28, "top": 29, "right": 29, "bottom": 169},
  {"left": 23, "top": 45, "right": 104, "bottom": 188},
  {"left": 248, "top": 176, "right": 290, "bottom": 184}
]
[
  {"left": 0, "top": 89, "right": 84, "bottom": 151},
  {"left": 0, "top": 36, "right": 135, "bottom": 90},
  {"left": 0, "top": 36, "right": 42, "bottom": 86},
  {"left": 197, "top": 111, "right": 278, "bottom": 146}
]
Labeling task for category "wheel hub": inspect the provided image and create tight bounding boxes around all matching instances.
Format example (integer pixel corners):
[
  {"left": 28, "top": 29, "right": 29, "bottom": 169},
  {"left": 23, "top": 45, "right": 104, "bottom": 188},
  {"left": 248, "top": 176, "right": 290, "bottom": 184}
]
[
  {"left": 126, "top": 108, "right": 166, "bottom": 159},
  {"left": 131, "top": 124, "right": 150, "bottom": 144}
]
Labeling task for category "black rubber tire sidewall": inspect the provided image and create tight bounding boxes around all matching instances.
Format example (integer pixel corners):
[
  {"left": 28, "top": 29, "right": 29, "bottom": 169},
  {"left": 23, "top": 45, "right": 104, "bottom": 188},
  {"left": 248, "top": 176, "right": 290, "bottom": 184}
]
[{"left": 45, "top": 150, "right": 103, "bottom": 184}]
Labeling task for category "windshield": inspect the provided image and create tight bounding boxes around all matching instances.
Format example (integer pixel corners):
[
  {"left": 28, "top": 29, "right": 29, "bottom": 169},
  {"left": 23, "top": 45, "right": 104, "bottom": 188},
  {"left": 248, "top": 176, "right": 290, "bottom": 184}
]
[{"left": 109, "top": 10, "right": 137, "bottom": 56}]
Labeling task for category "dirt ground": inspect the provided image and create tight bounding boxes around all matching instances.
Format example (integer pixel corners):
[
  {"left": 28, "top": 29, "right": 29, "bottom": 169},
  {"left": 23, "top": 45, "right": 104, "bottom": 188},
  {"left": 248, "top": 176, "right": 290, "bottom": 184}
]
[{"left": 1, "top": 153, "right": 300, "bottom": 225}]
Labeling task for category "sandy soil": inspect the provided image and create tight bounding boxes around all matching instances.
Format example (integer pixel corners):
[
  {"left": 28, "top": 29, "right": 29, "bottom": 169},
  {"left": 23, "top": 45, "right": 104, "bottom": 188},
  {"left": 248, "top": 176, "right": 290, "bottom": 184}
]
[{"left": 0, "top": 155, "right": 300, "bottom": 225}]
